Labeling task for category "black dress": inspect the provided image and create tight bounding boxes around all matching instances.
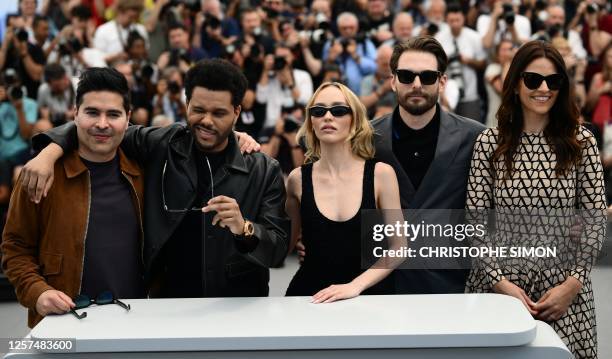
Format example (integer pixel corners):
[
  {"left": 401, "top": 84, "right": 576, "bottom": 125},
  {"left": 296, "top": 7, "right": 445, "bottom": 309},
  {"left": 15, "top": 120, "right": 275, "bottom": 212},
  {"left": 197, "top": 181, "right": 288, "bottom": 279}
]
[{"left": 286, "top": 159, "right": 394, "bottom": 296}]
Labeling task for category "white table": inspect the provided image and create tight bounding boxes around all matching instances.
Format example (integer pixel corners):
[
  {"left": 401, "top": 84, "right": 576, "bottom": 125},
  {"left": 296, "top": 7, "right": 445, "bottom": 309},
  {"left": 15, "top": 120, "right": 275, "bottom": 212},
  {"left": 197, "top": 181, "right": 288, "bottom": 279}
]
[{"left": 3, "top": 294, "right": 572, "bottom": 358}]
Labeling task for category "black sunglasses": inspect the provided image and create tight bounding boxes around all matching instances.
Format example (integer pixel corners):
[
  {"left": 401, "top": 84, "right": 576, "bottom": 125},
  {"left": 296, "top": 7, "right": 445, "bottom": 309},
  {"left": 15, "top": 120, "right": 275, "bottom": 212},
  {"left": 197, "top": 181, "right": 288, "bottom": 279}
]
[
  {"left": 309, "top": 105, "right": 351, "bottom": 118},
  {"left": 162, "top": 157, "right": 214, "bottom": 213},
  {"left": 70, "top": 291, "right": 131, "bottom": 319},
  {"left": 521, "top": 72, "right": 564, "bottom": 91},
  {"left": 395, "top": 69, "right": 441, "bottom": 85}
]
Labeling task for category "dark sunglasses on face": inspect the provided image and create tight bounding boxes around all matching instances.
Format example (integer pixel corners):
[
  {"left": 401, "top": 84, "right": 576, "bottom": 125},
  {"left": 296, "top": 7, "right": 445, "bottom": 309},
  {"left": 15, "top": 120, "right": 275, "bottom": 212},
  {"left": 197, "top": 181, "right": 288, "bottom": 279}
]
[
  {"left": 395, "top": 69, "right": 441, "bottom": 85},
  {"left": 309, "top": 105, "right": 351, "bottom": 118},
  {"left": 521, "top": 72, "right": 564, "bottom": 91},
  {"left": 70, "top": 291, "right": 131, "bottom": 319}
]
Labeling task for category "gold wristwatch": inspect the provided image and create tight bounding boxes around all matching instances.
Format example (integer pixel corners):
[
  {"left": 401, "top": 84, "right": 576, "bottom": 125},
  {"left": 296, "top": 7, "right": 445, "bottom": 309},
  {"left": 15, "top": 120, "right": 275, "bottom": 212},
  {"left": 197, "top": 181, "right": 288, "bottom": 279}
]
[{"left": 242, "top": 220, "right": 255, "bottom": 237}]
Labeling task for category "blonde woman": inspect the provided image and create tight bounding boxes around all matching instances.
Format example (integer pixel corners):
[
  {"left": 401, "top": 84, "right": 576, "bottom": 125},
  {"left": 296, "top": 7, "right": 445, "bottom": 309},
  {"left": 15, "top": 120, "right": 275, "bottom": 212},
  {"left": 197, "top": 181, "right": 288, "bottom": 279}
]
[{"left": 284, "top": 82, "right": 402, "bottom": 302}]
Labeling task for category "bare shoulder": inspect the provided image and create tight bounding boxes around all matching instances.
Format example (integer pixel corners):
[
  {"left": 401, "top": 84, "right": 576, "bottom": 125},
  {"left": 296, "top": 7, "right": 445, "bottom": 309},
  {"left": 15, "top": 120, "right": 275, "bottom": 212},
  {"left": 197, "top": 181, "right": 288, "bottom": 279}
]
[
  {"left": 374, "top": 161, "right": 397, "bottom": 180},
  {"left": 286, "top": 167, "right": 303, "bottom": 198},
  {"left": 374, "top": 162, "right": 399, "bottom": 191}
]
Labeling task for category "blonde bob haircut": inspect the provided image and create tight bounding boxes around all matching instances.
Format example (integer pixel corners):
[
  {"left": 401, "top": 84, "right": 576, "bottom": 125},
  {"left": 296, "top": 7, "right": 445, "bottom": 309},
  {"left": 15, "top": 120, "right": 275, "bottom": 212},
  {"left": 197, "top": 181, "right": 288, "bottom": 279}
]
[{"left": 297, "top": 82, "right": 375, "bottom": 164}]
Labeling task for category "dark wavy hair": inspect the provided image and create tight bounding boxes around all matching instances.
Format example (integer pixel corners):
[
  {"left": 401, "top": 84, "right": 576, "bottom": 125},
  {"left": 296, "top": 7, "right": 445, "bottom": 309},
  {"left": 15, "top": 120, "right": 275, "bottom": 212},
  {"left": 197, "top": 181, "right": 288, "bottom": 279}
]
[{"left": 493, "top": 40, "right": 581, "bottom": 178}]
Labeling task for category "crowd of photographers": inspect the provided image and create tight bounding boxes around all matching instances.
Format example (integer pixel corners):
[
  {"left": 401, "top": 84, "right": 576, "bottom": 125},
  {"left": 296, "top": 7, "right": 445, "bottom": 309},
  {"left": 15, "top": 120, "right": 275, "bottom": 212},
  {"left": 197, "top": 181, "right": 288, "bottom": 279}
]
[{"left": 0, "top": 0, "right": 611, "bottom": 232}]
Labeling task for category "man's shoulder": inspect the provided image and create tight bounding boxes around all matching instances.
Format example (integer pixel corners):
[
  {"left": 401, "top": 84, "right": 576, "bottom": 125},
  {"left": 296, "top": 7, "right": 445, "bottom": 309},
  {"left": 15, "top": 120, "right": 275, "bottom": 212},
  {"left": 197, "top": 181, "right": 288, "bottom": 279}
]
[
  {"left": 371, "top": 112, "right": 393, "bottom": 127},
  {"left": 95, "top": 20, "right": 115, "bottom": 33},
  {"left": 461, "top": 27, "right": 481, "bottom": 41},
  {"left": 444, "top": 110, "right": 486, "bottom": 136},
  {"left": 293, "top": 68, "right": 312, "bottom": 80},
  {"left": 37, "top": 82, "right": 51, "bottom": 96},
  {"left": 243, "top": 151, "right": 281, "bottom": 171}
]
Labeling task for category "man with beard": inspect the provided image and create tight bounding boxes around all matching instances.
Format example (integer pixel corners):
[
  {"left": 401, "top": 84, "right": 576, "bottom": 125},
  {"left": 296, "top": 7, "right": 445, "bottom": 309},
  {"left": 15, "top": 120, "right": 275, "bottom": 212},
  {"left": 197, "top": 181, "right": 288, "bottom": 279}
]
[
  {"left": 2, "top": 67, "right": 146, "bottom": 328},
  {"left": 375, "top": 37, "right": 486, "bottom": 293},
  {"left": 20, "top": 59, "right": 290, "bottom": 298},
  {"left": 298, "top": 37, "right": 485, "bottom": 294}
]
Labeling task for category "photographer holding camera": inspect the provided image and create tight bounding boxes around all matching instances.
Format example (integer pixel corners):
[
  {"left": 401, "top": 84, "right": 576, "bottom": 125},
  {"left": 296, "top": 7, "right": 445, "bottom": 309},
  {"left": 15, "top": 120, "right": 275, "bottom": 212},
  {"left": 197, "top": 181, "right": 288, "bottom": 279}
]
[
  {"left": 414, "top": 0, "right": 448, "bottom": 37},
  {"left": 323, "top": 12, "right": 376, "bottom": 95},
  {"left": 536, "top": 5, "right": 587, "bottom": 60},
  {"left": 239, "top": 8, "right": 276, "bottom": 56},
  {"left": 193, "top": 0, "right": 240, "bottom": 59},
  {"left": 436, "top": 3, "right": 486, "bottom": 122},
  {"left": 570, "top": 0, "right": 612, "bottom": 88},
  {"left": 257, "top": 42, "right": 313, "bottom": 131},
  {"left": 260, "top": 104, "right": 305, "bottom": 176},
  {"left": 46, "top": 5, "right": 105, "bottom": 78},
  {"left": 0, "top": 16, "right": 46, "bottom": 101},
  {"left": 158, "top": 22, "right": 207, "bottom": 73},
  {"left": 360, "top": 44, "right": 396, "bottom": 119},
  {"left": 363, "top": 0, "right": 394, "bottom": 47},
  {"left": 152, "top": 66, "right": 187, "bottom": 123},
  {"left": 36, "top": 64, "right": 74, "bottom": 127},
  {"left": 93, "top": 0, "right": 148, "bottom": 65},
  {"left": 478, "top": 0, "right": 531, "bottom": 50},
  {"left": 294, "top": 0, "right": 333, "bottom": 86},
  {"left": 259, "top": 0, "right": 287, "bottom": 43},
  {"left": 382, "top": 12, "right": 415, "bottom": 48},
  {"left": 0, "top": 72, "right": 39, "bottom": 165}
]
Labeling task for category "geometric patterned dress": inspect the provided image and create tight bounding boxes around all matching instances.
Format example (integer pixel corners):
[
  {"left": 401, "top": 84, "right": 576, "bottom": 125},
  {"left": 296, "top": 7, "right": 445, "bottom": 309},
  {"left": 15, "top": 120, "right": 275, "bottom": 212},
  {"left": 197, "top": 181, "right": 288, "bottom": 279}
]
[{"left": 465, "top": 127, "right": 606, "bottom": 359}]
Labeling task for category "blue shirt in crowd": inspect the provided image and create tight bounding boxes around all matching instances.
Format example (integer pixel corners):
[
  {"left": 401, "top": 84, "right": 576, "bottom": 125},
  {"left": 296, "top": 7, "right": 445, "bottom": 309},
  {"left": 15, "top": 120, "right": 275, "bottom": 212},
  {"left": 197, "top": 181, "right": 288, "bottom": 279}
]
[
  {"left": 322, "top": 38, "right": 377, "bottom": 95},
  {"left": 0, "top": 98, "right": 38, "bottom": 162}
]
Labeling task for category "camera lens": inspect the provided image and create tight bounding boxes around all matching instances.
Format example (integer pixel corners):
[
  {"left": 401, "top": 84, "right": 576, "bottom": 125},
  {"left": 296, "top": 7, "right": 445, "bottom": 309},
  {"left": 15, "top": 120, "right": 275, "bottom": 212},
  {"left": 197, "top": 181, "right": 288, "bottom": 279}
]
[
  {"left": 9, "top": 87, "right": 23, "bottom": 100},
  {"left": 168, "top": 81, "right": 181, "bottom": 94},
  {"left": 586, "top": 4, "right": 598, "bottom": 14},
  {"left": 16, "top": 29, "right": 29, "bottom": 42},
  {"left": 273, "top": 56, "right": 287, "bottom": 71}
]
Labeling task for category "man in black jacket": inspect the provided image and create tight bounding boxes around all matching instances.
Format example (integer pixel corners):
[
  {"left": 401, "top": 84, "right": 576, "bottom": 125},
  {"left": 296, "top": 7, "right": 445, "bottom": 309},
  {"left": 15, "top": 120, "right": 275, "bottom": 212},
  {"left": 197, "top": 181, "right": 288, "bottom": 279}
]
[{"left": 22, "top": 59, "right": 290, "bottom": 298}]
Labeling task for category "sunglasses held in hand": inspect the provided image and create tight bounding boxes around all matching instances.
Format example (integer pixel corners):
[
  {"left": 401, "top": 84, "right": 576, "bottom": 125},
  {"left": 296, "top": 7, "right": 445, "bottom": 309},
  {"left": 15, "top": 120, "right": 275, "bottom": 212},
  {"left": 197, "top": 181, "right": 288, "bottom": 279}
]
[{"left": 70, "top": 291, "right": 131, "bottom": 319}]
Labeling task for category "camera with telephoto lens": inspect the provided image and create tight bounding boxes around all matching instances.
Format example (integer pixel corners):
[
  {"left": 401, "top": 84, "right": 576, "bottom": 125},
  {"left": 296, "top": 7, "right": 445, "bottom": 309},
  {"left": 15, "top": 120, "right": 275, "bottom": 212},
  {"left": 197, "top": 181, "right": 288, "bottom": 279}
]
[
  {"left": 223, "top": 39, "right": 240, "bottom": 58},
  {"left": 204, "top": 13, "right": 221, "bottom": 29},
  {"left": 264, "top": 6, "right": 280, "bottom": 19},
  {"left": 340, "top": 33, "right": 366, "bottom": 54},
  {"left": 314, "top": 12, "right": 330, "bottom": 31},
  {"left": 586, "top": 3, "right": 598, "bottom": 14},
  {"left": 284, "top": 114, "right": 301, "bottom": 133},
  {"left": 141, "top": 64, "right": 154, "bottom": 79},
  {"left": 8, "top": 86, "right": 23, "bottom": 101},
  {"left": 169, "top": 48, "right": 190, "bottom": 66},
  {"left": 340, "top": 38, "right": 350, "bottom": 52},
  {"left": 168, "top": 81, "right": 182, "bottom": 95},
  {"left": 299, "top": 13, "right": 330, "bottom": 44},
  {"left": 15, "top": 28, "right": 28, "bottom": 42},
  {"left": 133, "top": 62, "right": 154, "bottom": 81},
  {"left": 281, "top": 105, "right": 302, "bottom": 133},
  {"left": 273, "top": 56, "right": 287, "bottom": 71},
  {"left": 447, "top": 53, "right": 464, "bottom": 99},
  {"left": 547, "top": 24, "right": 564, "bottom": 39},
  {"left": 59, "top": 36, "right": 84, "bottom": 56},
  {"left": 426, "top": 22, "right": 439, "bottom": 36},
  {"left": 502, "top": 4, "right": 515, "bottom": 26},
  {"left": 3, "top": 69, "right": 23, "bottom": 101}
]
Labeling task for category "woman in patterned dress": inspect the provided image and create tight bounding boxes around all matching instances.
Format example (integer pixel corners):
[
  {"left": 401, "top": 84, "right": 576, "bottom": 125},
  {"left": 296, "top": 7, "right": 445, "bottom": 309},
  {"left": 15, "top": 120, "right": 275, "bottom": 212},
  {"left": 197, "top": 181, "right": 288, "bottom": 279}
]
[{"left": 465, "top": 40, "right": 606, "bottom": 358}]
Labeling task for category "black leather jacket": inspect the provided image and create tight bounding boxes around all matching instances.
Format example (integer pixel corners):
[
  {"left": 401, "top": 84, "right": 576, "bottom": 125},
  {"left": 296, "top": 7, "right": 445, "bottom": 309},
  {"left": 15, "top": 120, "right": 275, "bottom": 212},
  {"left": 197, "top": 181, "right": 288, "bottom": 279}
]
[{"left": 33, "top": 123, "right": 290, "bottom": 297}]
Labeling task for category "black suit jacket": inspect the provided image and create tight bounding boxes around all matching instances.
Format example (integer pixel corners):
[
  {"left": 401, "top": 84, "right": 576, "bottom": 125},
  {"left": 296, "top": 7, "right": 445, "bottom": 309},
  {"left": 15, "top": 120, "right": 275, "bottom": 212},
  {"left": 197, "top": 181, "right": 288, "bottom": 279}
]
[{"left": 371, "top": 108, "right": 486, "bottom": 293}]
